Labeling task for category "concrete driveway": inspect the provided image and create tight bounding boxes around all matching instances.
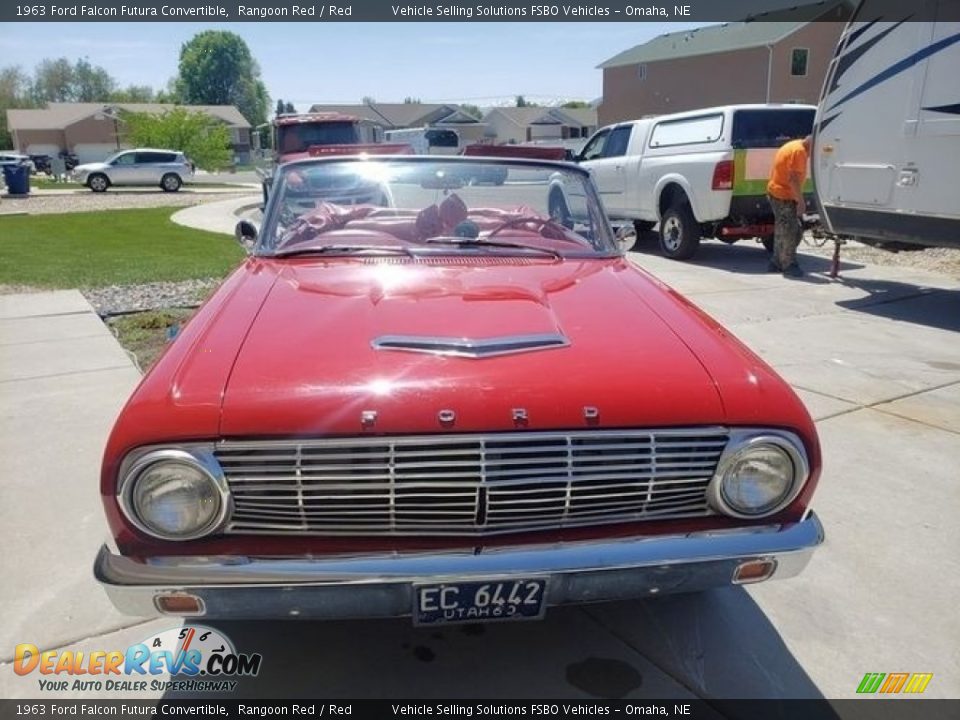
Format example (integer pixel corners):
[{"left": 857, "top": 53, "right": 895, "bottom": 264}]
[{"left": 1, "top": 242, "right": 957, "bottom": 705}]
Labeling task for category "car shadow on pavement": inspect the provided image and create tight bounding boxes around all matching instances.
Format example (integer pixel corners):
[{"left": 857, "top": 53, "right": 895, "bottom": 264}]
[
  {"left": 160, "top": 587, "right": 827, "bottom": 704},
  {"left": 631, "top": 238, "right": 864, "bottom": 277},
  {"left": 834, "top": 280, "right": 960, "bottom": 333}
]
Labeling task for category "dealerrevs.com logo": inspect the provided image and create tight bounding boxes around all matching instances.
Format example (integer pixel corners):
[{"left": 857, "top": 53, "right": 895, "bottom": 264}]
[{"left": 14, "top": 626, "right": 262, "bottom": 693}]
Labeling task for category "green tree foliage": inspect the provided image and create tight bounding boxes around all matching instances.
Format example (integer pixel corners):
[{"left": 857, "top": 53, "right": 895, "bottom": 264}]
[
  {"left": 72, "top": 59, "right": 116, "bottom": 101},
  {"left": 111, "top": 85, "right": 155, "bottom": 103},
  {"left": 459, "top": 103, "right": 482, "bottom": 120},
  {"left": 121, "top": 107, "right": 231, "bottom": 170},
  {"left": 284, "top": 101, "right": 295, "bottom": 114},
  {"left": 29, "top": 57, "right": 117, "bottom": 103},
  {"left": 561, "top": 100, "right": 591, "bottom": 109},
  {"left": 0, "top": 66, "right": 34, "bottom": 149},
  {"left": 403, "top": 97, "right": 421, "bottom": 104},
  {"left": 175, "top": 31, "right": 269, "bottom": 126},
  {"left": 361, "top": 96, "right": 376, "bottom": 105},
  {"left": 515, "top": 96, "right": 539, "bottom": 108}
]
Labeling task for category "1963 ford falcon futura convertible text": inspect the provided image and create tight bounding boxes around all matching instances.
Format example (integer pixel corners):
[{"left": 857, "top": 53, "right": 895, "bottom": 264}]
[{"left": 95, "top": 156, "right": 823, "bottom": 624}]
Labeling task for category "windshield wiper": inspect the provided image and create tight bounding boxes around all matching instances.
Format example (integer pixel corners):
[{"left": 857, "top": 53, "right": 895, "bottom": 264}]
[
  {"left": 422, "top": 237, "right": 562, "bottom": 260},
  {"left": 272, "top": 244, "right": 415, "bottom": 258}
]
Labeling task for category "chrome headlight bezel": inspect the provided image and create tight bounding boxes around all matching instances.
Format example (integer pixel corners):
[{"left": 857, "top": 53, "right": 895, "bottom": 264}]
[
  {"left": 116, "top": 446, "right": 232, "bottom": 541},
  {"left": 707, "top": 430, "right": 810, "bottom": 519}
]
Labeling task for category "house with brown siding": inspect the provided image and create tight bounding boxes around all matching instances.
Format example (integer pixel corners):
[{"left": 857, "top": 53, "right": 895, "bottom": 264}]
[
  {"left": 7, "top": 102, "right": 252, "bottom": 164},
  {"left": 597, "top": 1, "right": 850, "bottom": 126}
]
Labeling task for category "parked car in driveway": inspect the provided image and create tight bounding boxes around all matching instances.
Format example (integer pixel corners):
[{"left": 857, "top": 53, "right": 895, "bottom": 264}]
[
  {"left": 95, "top": 156, "right": 824, "bottom": 624},
  {"left": 71, "top": 148, "right": 193, "bottom": 192}
]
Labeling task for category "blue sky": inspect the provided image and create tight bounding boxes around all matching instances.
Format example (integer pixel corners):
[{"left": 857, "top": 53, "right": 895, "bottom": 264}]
[{"left": 0, "top": 22, "right": 707, "bottom": 108}]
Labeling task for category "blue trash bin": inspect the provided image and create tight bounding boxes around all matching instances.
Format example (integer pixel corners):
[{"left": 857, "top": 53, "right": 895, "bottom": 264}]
[{"left": 2, "top": 164, "right": 30, "bottom": 195}]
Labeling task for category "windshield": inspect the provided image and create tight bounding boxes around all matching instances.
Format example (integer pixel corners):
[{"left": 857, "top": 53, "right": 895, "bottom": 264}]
[
  {"left": 276, "top": 122, "right": 360, "bottom": 154},
  {"left": 257, "top": 158, "right": 617, "bottom": 258}
]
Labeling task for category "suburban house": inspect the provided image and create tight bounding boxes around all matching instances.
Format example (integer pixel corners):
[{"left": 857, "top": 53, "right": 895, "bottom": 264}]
[
  {"left": 596, "top": 1, "right": 851, "bottom": 126},
  {"left": 482, "top": 106, "right": 598, "bottom": 146},
  {"left": 6, "top": 102, "right": 252, "bottom": 164},
  {"left": 307, "top": 102, "right": 489, "bottom": 145}
]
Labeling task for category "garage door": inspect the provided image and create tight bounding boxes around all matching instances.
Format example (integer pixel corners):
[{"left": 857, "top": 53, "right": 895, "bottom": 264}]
[
  {"left": 24, "top": 144, "right": 62, "bottom": 157},
  {"left": 74, "top": 144, "right": 122, "bottom": 164}
]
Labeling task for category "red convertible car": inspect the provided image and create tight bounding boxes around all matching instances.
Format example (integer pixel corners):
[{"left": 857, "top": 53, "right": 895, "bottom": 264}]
[{"left": 95, "top": 156, "right": 823, "bottom": 624}]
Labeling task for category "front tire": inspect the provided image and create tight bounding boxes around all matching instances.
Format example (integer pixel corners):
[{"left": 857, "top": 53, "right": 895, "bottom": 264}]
[
  {"left": 659, "top": 203, "right": 700, "bottom": 260},
  {"left": 87, "top": 173, "right": 109, "bottom": 193},
  {"left": 161, "top": 173, "right": 182, "bottom": 192}
]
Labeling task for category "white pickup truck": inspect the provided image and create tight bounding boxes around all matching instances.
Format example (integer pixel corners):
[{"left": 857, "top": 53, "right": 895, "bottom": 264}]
[{"left": 550, "top": 104, "right": 816, "bottom": 259}]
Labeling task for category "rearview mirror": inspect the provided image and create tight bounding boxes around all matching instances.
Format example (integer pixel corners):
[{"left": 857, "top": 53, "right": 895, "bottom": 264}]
[{"left": 235, "top": 220, "right": 258, "bottom": 252}]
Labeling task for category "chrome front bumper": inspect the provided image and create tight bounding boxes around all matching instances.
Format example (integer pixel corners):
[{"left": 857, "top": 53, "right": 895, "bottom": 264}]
[{"left": 95, "top": 513, "right": 824, "bottom": 619}]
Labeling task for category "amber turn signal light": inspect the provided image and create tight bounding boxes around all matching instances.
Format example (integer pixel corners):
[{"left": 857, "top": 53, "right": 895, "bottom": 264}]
[
  {"left": 154, "top": 593, "right": 205, "bottom": 615},
  {"left": 732, "top": 559, "right": 777, "bottom": 584}
]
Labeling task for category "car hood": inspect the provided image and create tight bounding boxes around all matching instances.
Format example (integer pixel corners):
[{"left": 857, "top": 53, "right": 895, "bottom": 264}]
[
  {"left": 74, "top": 162, "right": 108, "bottom": 172},
  {"left": 219, "top": 257, "right": 726, "bottom": 436}
]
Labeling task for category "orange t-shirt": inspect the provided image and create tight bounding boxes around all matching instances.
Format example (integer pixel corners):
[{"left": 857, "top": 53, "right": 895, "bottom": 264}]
[{"left": 767, "top": 139, "right": 809, "bottom": 201}]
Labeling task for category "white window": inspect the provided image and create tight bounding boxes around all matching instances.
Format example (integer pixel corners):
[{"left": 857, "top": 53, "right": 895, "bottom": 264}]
[
  {"left": 649, "top": 113, "right": 724, "bottom": 148},
  {"left": 791, "top": 48, "right": 809, "bottom": 77}
]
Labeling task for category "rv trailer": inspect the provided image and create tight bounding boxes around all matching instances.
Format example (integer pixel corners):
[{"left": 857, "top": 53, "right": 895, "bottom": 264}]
[{"left": 813, "top": 0, "right": 960, "bottom": 249}]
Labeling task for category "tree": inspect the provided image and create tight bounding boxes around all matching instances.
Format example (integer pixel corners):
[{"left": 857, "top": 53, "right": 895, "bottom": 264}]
[
  {"left": 175, "top": 31, "right": 269, "bottom": 127},
  {"left": 0, "top": 65, "right": 34, "bottom": 149},
  {"left": 459, "top": 103, "right": 482, "bottom": 120},
  {"left": 361, "top": 96, "right": 376, "bottom": 105},
  {"left": 284, "top": 101, "right": 295, "bottom": 114},
  {"left": 561, "top": 100, "right": 591, "bottom": 109},
  {"left": 403, "top": 96, "right": 421, "bottom": 104},
  {"left": 31, "top": 58, "right": 75, "bottom": 102},
  {"left": 72, "top": 58, "right": 115, "bottom": 102},
  {"left": 121, "top": 107, "right": 231, "bottom": 170},
  {"left": 515, "top": 95, "right": 538, "bottom": 108},
  {"left": 110, "top": 85, "right": 155, "bottom": 103}
]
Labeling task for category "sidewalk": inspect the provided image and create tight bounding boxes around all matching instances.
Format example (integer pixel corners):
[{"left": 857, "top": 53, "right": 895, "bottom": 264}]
[
  {"left": 171, "top": 194, "right": 261, "bottom": 235},
  {"left": 0, "top": 291, "right": 154, "bottom": 662}
]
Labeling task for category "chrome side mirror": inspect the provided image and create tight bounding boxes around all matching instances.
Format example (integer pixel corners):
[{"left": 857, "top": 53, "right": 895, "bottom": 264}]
[
  {"left": 235, "top": 220, "right": 258, "bottom": 253},
  {"left": 615, "top": 225, "right": 636, "bottom": 254}
]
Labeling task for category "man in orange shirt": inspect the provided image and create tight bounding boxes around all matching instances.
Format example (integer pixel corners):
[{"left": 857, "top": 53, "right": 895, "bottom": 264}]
[{"left": 767, "top": 135, "right": 811, "bottom": 277}]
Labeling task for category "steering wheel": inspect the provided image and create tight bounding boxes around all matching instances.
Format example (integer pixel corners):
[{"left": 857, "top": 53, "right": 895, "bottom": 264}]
[{"left": 485, "top": 215, "right": 580, "bottom": 243}]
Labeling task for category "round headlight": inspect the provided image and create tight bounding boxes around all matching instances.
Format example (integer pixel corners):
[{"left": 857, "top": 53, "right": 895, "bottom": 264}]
[
  {"left": 710, "top": 434, "right": 807, "bottom": 518},
  {"left": 122, "top": 450, "right": 227, "bottom": 540}
]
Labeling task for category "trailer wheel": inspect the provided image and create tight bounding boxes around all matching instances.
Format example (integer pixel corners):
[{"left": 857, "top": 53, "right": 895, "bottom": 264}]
[{"left": 659, "top": 203, "right": 700, "bottom": 260}]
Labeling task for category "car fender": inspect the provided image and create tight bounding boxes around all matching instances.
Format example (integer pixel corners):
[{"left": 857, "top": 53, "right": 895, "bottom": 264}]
[{"left": 653, "top": 173, "right": 705, "bottom": 222}]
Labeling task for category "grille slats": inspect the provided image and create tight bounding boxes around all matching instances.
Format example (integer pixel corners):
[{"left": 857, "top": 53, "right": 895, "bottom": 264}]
[{"left": 219, "top": 429, "right": 727, "bottom": 536}]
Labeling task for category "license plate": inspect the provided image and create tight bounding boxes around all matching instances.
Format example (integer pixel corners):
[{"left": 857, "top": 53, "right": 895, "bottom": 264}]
[{"left": 414, "top": 578, "right": 547, "bottom": 625}]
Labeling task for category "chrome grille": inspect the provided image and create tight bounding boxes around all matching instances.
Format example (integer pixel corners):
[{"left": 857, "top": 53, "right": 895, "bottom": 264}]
[{"left": 217, "top": 429, "right": 728, "bottom": 536}]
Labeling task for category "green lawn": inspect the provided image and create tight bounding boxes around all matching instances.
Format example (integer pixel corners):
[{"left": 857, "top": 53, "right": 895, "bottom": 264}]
[
  {"left": 0, "top": 207, "right": 245, "bottom": 288},
  {"left": 30, "top": 179, "right": 81, "bottom": 190}
]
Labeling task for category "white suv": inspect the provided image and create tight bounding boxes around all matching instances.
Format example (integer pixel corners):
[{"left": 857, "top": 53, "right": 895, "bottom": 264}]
[{"left": 72, "top": 149, "right": 193, "bottom": 192}]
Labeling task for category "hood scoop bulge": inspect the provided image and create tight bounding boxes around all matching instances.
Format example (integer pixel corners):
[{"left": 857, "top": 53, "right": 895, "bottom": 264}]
[{"left": 372, "top": 333, "right": 570, "bottom": 358}]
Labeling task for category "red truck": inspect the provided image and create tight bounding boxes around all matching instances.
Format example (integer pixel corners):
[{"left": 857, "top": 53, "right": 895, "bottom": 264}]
[{"left": 257, "top": 112, "right": 410, "bottom": 200}]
